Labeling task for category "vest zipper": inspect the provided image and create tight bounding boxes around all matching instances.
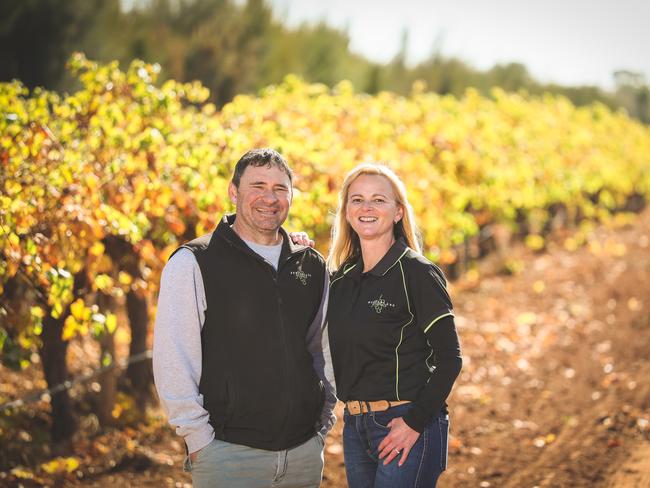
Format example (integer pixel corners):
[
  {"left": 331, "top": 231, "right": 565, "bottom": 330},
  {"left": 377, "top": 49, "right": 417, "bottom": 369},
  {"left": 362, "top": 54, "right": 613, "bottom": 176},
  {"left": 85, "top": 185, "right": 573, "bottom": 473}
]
[
  {"left": 235, "top": 241, "right": 308, "bottom": 442},
  {"left": 270, "top": 255, "right": 300, "bottom": 442}
]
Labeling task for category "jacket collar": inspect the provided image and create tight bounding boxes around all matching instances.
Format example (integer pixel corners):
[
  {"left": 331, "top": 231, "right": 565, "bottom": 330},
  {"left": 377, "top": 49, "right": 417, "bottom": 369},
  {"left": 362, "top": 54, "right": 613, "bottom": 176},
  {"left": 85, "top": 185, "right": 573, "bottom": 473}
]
[{"left": 347, "top": 237, "right": 409, "bottom": 280}]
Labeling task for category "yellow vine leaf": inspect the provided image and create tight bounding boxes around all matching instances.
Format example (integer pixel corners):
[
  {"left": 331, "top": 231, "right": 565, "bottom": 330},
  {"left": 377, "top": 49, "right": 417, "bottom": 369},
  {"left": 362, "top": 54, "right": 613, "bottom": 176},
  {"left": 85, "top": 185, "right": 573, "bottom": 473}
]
[
  {"left": 8, "top": 232, "right": 20, "bottom": 247},
  {"left": 62, "top": 315, "right": 78, "bottom": 341},
  {"left": 106, "top": 313, "right": 117, "bottom": 334},
  {"left": 69, "top": 298, "right": 86, "bottom": 321},
  {"left": 118, "top": 271, "right": 133, "bottom": 286},
  {"left": 10, "top": 467, "right": 34, "bottom": 479},
  {"left": 94, "top": 274, "right": 114, "bottom": 291},
  {"left": 89, "top": 241, "right": 105, "bottom": 257},
  {"left": 41, "top": 457, "right": 80, "bottom": 474}
]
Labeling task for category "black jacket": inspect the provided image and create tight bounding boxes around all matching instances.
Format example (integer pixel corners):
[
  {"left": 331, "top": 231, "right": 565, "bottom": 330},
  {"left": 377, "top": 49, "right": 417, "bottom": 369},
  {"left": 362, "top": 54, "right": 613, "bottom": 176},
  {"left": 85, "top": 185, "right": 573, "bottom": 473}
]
[{"left": 172, "top": 214, "right": 327, "bottom": 450}]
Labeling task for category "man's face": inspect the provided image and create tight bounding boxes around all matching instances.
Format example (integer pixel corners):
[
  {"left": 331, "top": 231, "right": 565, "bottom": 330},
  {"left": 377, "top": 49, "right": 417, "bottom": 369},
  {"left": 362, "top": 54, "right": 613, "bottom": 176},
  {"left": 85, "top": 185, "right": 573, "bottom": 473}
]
[{"left": 228, "top": 164, "right": 292, "bottom": 241}]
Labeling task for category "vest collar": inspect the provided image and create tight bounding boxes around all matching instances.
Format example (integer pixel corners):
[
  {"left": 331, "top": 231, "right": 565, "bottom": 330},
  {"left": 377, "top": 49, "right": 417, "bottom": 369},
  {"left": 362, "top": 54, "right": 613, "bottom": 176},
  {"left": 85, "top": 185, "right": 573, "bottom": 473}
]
[{"left": 213, "top": 214, "right": 310, "bottom": 262}]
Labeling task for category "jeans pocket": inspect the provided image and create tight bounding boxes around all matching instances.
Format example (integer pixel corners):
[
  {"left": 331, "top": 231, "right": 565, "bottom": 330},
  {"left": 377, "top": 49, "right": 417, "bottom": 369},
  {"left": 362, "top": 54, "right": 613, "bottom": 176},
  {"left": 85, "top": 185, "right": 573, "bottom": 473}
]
[
  {"left": 370, "top": 411, "right": 392, "bottom": 430},
  {"left": 438, "top": 416, "right": 449, "bottom": 472}
]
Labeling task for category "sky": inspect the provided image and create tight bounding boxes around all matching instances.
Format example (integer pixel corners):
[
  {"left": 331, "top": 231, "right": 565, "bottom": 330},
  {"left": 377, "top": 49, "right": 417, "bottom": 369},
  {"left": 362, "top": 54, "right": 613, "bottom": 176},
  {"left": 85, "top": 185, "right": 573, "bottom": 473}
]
[{"left": 269, "top": 0, "right": 649, "bottom": 90}]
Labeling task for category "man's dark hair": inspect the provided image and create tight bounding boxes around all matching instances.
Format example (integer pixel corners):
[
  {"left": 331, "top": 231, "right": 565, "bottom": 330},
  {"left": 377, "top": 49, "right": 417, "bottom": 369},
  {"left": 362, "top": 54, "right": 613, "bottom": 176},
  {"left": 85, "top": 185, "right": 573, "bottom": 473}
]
[{"left": 231, "top": 148, "right": 293, "bottom": 187}]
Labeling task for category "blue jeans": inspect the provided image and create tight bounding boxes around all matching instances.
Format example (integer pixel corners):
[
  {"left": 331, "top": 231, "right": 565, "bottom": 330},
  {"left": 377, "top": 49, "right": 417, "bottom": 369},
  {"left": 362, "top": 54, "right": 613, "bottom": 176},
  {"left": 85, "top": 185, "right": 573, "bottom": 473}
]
[
  {"left": 184, "top": 433, "right": 324, "bottom": 488},
  {"left": 343, "top": 403, "right": 449, "bottom": 488}
]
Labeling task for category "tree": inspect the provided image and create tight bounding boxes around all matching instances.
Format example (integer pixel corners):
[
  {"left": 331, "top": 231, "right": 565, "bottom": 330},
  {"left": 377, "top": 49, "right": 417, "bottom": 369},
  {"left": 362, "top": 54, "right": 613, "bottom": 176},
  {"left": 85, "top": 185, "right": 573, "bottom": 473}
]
[
  {"left": 615, "top": 70, "right": 650, "bottom": 124},
  {"left": 0, "top": 0, "right": 122, "bottom": 90}
]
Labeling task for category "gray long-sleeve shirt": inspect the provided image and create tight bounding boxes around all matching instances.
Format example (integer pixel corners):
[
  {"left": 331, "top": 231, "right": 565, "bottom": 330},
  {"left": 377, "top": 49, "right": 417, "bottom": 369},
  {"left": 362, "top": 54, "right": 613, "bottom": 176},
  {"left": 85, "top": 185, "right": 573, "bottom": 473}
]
[{"left": 152, "top": 248, "right": 337, "bottom": 454}]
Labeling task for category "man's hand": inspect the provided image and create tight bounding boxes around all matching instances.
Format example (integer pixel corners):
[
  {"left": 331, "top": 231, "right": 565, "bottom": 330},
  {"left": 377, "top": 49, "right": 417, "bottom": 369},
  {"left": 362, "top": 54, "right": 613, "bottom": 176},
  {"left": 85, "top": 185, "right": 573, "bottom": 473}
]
[
  {"left": 189, "top": 448, "right": 202, "bottom": 464},
  {"left": 289, "top": 231, "right": 314, "bottom": 248},
  {"left": 377, "top": 417, "right": 420, "bottom": 466}
]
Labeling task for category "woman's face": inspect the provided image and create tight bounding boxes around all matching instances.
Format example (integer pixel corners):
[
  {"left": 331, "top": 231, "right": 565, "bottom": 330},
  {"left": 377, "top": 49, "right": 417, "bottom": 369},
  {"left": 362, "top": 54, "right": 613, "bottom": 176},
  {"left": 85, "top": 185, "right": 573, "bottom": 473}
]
[{"left": 345, "top": 174, "right": 403, "bottom": 243}]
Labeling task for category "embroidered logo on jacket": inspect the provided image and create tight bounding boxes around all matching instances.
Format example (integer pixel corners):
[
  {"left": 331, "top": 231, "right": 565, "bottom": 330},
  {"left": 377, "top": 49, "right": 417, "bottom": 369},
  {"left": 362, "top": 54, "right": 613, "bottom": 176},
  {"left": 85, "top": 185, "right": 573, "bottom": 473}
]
[
  {"left": 368, "top": 295, "right": 395, "bottom": 313},
  {"left": 290, "top": 265, "right": 311, "bottom": 285}
]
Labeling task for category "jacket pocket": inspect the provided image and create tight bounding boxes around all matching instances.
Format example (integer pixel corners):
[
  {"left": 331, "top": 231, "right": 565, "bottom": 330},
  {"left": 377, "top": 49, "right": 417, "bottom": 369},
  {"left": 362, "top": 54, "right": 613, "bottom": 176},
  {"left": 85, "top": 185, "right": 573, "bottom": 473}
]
[
  {"left": 203, "top": 374, "right": 236, "bottom": 432},
  {"left": 224, "top": 377, "right": 236, "bottom": 418}
]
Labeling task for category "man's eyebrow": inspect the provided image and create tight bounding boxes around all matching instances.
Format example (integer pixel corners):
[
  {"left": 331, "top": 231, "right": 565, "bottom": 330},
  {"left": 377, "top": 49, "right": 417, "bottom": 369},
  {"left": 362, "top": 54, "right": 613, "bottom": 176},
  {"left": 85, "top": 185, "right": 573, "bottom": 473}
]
[{"left": 248, "top": 180, "right": 289, "bottom": 189}]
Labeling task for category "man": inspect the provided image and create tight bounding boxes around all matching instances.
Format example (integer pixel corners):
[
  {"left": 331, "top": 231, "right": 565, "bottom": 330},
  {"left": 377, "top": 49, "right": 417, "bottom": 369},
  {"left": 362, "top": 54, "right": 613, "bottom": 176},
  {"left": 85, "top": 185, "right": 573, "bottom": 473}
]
[{"left": 153, "top": 148, "right": 336, "bottom": 487}]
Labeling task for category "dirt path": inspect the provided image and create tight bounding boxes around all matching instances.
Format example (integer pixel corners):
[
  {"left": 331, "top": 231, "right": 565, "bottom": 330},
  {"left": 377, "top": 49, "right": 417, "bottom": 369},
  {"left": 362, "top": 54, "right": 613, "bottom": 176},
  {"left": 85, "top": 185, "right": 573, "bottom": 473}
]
[
  {"left": 609, "top": 441, "right": 650, "bottom": 488},
  {"left": 2, "top": 210, "right": 648, "bottom": 487}
]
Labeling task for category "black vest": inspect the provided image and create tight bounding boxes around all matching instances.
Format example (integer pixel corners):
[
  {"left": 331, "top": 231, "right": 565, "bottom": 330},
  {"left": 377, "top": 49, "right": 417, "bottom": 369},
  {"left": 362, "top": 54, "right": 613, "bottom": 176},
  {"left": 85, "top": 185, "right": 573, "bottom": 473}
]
[{"left": 173, "top": 214, "right": 326, "bottom": 451}]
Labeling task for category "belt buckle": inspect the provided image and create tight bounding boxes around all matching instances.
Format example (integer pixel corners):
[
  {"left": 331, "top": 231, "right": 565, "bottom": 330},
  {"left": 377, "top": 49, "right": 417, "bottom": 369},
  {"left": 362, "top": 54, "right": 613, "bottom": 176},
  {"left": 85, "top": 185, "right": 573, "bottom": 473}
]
[
  {"left": 348, "top": 400, "right": 364, "bottom": 416},
  {"left": 356, "top": 400, "right": 364, "bottom": 415}
]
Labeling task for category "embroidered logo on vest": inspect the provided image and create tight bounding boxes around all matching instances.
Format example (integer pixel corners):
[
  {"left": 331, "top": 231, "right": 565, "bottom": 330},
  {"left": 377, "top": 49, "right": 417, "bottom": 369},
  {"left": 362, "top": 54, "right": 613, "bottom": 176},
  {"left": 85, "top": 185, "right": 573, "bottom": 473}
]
[
  {"left": 290, "top": 265, "right": 312, "bottom": 285},
  {"left": 368, "top": 295, "right": 395, "bottom": 314}
]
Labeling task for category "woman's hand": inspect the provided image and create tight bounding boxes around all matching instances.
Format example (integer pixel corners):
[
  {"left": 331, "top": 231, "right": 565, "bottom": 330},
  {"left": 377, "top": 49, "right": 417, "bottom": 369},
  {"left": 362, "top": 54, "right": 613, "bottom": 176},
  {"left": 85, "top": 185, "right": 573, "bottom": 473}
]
[
  {"left": 377, "top": 417, "right": 420, "bottom": 466},
  {"left": 289, "top": 231, "right": 314, "bottom": 248}
]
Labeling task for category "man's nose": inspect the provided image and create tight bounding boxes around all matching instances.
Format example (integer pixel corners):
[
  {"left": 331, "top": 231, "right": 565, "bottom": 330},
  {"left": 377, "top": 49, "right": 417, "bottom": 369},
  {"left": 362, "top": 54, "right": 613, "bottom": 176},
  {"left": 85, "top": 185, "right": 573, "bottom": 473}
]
[{"left": 261, "top": 188, "right": 279, "bottom": 202}]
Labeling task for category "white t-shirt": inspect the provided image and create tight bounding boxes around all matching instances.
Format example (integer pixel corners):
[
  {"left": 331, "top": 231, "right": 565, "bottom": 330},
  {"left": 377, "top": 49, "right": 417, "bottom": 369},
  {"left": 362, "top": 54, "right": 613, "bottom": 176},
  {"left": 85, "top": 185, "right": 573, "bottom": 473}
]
[{"left": 242, "top": 238, "right": 283, "bottom": 269}]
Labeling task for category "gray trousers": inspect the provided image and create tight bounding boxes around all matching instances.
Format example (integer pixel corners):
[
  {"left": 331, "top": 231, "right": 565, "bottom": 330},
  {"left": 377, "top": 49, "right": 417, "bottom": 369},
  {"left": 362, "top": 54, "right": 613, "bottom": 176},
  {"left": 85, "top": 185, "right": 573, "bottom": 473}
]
[{"left": 184, "top": 434, "right": 325, "bottom": 488}]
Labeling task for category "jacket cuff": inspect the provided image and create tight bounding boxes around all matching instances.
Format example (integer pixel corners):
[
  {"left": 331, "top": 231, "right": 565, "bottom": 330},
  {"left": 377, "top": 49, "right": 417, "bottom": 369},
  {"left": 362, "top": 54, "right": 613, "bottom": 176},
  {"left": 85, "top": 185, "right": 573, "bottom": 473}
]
[
  {"left": 184, "top": 426, "right": 215, "bottom": 454},
  {"left": 319, "top": 411, "right": 337, "bottom": 437},
  {"left": 402, "top": 407, "right": 428, "bottom": 433}
]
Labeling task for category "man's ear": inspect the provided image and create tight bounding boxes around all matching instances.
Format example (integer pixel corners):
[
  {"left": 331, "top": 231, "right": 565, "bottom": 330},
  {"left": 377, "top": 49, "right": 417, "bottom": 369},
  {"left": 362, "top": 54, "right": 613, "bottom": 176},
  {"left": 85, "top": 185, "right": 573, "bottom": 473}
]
[{"left": 228, "top": 181, "right": 237, "bottom": 205}]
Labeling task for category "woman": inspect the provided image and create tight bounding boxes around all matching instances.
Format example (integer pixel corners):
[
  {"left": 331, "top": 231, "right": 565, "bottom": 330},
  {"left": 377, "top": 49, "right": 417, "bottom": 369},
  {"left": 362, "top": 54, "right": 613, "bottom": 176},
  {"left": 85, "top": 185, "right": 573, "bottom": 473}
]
[{"left": 326, "top": 163, "right": 463, "bottom": 487}]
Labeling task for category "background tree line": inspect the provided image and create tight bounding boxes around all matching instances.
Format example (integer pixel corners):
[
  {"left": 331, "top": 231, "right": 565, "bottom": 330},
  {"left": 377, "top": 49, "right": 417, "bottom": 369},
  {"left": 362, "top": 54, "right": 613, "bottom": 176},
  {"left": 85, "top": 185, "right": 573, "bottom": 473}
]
[{"left": 1, "top": 0, "right": 648, "bottom": 122}]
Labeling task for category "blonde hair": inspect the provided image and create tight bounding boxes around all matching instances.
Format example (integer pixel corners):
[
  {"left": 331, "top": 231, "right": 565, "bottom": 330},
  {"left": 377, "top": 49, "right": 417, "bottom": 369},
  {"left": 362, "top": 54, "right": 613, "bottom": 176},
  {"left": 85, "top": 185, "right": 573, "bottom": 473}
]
[{"left": 327, "top": 163, "right": 421, "bottom": 272}]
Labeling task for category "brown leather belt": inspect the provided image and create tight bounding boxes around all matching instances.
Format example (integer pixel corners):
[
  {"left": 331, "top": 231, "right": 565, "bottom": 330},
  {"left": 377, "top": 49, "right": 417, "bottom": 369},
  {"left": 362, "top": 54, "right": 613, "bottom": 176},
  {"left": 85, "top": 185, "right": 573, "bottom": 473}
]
[{"left": 345, "top": 400, "right": 410, "bottom": 415}]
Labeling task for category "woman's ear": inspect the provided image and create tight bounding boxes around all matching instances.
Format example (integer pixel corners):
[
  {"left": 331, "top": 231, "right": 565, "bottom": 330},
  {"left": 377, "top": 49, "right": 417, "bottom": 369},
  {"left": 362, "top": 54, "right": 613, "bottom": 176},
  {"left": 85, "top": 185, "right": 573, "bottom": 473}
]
[{"left": 394, "top": 205, "right": 404, "bottom": 223}]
